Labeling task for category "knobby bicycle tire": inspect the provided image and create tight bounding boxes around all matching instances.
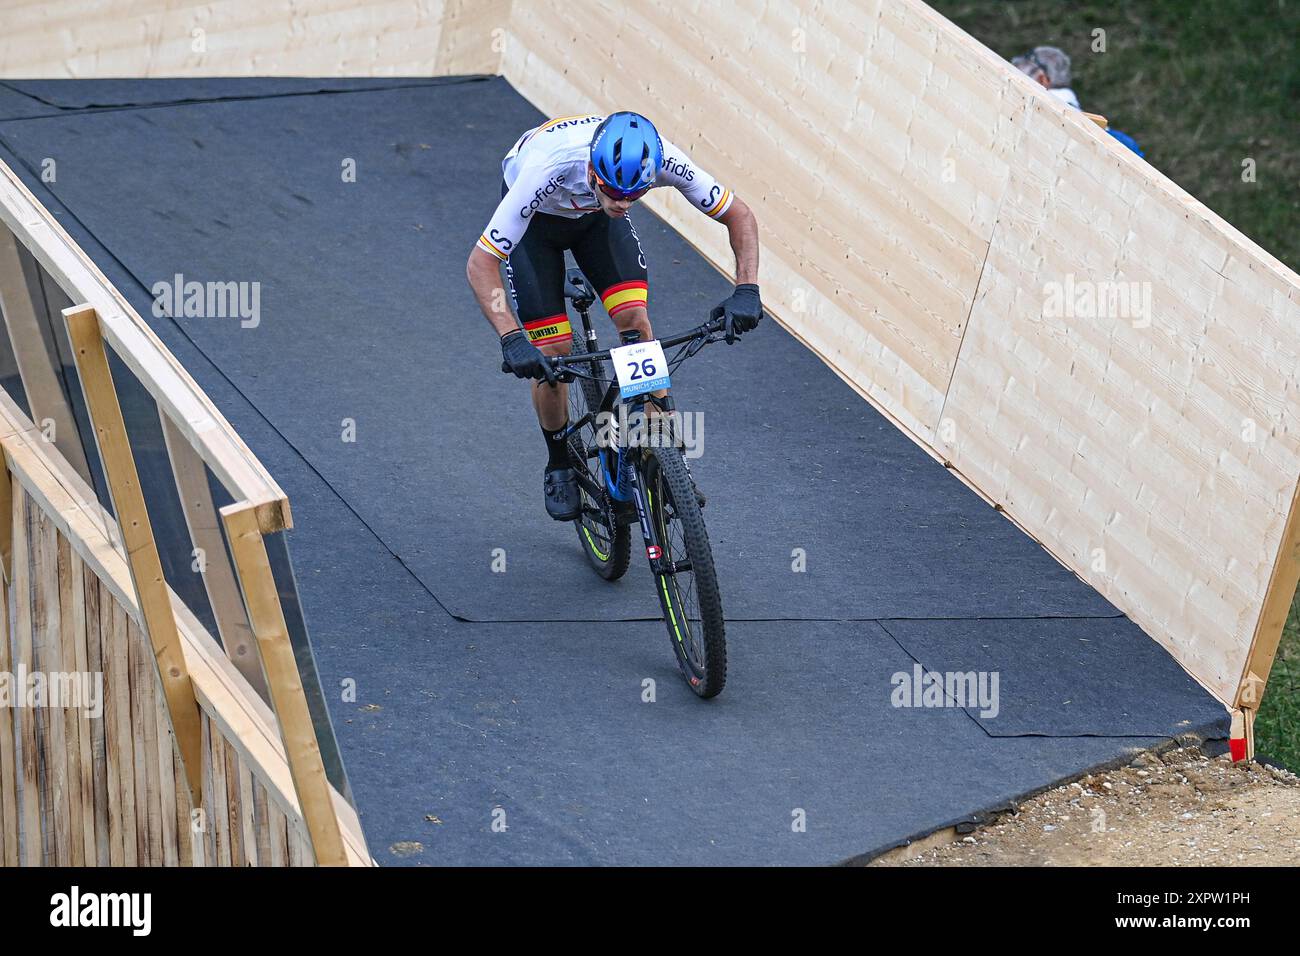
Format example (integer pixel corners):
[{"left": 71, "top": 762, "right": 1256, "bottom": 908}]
[
  {"left": 643, "top": 445, "right": 727, "bottom": 698},
  {"left": 567, "top": 333, "right": 631, "bottom": 580}
]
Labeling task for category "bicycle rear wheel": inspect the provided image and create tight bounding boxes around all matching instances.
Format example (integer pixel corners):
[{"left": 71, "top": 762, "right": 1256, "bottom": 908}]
[
  {"left": 566, "top": 333, "right": 631, "bottom": 580},
  {"left": 643, "top": 445, "right": 726, "bottom": 698}
]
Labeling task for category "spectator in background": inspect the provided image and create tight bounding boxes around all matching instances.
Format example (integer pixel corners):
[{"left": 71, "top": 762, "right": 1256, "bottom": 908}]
[
  {"left": 1012, "top": 45, "right": 1144, "bottom": 157},
  {"left": 1012, "top": 46, "right": 1080, "bottom": 109}
]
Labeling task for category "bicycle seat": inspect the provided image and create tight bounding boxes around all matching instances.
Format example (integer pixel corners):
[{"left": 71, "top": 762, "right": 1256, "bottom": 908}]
[{"left": 564, "top": 268, "right": 597, "bottom": 312}]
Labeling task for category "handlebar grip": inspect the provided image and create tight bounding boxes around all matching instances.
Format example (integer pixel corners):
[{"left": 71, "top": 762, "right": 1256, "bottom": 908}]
[{"left": 501, "top": 359, "right": 561, "bottom": 382}]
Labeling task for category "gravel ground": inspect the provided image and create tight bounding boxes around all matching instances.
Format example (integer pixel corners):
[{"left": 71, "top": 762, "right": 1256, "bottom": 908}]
[{"left": 872, "top": 747, "right": 1300, "bottom": 866}]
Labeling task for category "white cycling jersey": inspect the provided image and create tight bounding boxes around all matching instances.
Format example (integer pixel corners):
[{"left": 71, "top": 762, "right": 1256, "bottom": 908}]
[{"left": 476, "top": 113, "right": 735, "bottom": 261}]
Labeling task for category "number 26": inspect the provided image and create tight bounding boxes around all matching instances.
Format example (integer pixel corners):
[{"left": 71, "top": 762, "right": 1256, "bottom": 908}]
[{"left": 627, "top": 358, "right": 657, "bottom": 380}]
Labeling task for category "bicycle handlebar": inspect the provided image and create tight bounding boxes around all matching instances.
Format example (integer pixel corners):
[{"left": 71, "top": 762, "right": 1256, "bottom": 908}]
[{"left": 499, "top": 314, "right": 729, "bottom": 379}]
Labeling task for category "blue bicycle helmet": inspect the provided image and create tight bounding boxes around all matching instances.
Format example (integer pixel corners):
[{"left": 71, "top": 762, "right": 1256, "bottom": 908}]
[{"left": 589, "top": 111, "right": 663, "bottom": 197}]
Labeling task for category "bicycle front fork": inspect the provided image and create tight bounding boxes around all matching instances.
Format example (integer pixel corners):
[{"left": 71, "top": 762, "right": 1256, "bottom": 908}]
[{"left": 600, "top": 440, "right": 686, "bottom": 577}]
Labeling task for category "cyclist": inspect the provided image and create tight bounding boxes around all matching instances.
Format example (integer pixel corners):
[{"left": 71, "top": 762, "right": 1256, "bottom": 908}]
[{"left": 466, "top": 111, "right": 762, "bottom": 521}]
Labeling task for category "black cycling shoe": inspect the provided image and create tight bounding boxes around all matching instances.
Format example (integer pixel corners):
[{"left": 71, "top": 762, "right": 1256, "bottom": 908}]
[{"left": 543, "top": 466, "right": 582, "bottom": 521}]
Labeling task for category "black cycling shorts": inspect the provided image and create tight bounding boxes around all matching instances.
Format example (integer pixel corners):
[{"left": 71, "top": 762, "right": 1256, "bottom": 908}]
[{"left": 501, "top": 181, "right": 648, "bottom": 349}]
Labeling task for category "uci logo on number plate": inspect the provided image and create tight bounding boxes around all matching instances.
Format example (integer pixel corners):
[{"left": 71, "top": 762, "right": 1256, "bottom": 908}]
[{"left": 611, "top": 339, "right": 671, "bottom": 399}]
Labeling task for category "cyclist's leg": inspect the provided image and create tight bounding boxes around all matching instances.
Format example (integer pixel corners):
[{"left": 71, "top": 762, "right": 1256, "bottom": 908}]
[
  {"left": 504, "top": 208, "right": 591, "bottom": 520},
  {"left": 503, "top": 215, "right": 575, "bottom": 432},
  {"left": 571, "top": 210, "right": 651, "bottom": 342}
]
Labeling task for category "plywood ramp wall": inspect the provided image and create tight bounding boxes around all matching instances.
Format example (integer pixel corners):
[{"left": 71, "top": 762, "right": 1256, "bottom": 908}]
[
  {"left": 0, "top": 0, "right": 510, "bottom": 77},
  {"left": 499, "top": 0, "right": 1300, "bottom": 708}
]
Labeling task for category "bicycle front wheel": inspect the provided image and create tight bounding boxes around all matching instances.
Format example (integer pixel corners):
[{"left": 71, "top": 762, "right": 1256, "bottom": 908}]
[
  {"left": 642, "top": 445, "right": 726, "bottom": 698},
  {"left": 566, "top": 333, "right": 630, "bottom": 580}
]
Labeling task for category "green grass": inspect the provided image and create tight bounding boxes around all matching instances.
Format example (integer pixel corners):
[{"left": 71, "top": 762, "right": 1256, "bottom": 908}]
[
  {"left": 928, "top": 0, "right": 1300, "bottom": 767},
  {"left": 1258, "top": 602, "right": 1300, "bottom": 768}
]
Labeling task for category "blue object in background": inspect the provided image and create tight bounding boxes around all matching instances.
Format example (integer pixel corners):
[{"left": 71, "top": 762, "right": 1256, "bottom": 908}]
[{"left": 1107, "top": 127, "right": 1144, "bottom": 156}]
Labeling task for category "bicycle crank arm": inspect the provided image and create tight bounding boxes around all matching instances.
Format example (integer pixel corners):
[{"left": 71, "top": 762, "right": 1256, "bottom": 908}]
[{"left": 571, "top": 470, "right": 604, "bottom": 501}]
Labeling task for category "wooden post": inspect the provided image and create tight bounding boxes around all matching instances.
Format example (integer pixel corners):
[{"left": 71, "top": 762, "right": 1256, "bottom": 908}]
[
  {"left": 62, "top": 303, "right": 204, "bottom": 808},
  {"left": 0, "top": 229, "right": 92, "bottom": 482},
  {"left": 12, "top": 483, "right": 40, "bottom": 865},
  {"left": 220, "top": 502, "right": 346, "bottom": 866},
  {"left": 0, "top": 462, "right": 17, "bottom": 864},
  {"left": 1229, "top": 709, "right": 1250, "bottom": 762},
  {"left": 1235, "top": 474, "right": 1300, "bottom": 740},
  {"left": 0, "top": 451, "right": 12, "bottom": 583},
  {"left": 159, "top": 412, "right": 269, "bottom": 700}
]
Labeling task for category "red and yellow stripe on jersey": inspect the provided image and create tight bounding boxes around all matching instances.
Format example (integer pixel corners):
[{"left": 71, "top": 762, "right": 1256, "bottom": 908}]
[
  {"left": 477, "top": 233, "right": 510, "bottom": 261},
  {"left": 704, "top": 187, "right": 732, "bottom": 218},
  {"left": 602, "top": 280, "right": 648, "bottom": 318},
  {"left": 523, "top": 314, "right": 572, "bottom": 347}
]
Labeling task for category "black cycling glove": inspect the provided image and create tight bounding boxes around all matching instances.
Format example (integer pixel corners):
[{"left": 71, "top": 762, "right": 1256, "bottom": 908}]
[
  {"left": 711, "top": 283, "right": 763, "bottom": 343},
  {"left": 501, "top": 329, "right": 555, "bottom": 383}
]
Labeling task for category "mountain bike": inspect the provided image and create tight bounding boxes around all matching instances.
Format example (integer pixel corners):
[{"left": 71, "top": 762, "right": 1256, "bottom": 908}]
[{"left": 503, "top": 269, "right": 738, "bottom": 698}]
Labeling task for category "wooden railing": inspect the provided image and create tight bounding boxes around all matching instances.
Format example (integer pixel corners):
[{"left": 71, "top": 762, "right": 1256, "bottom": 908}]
[{"left": 0, "top": 156, "right": 370, "bottom": 866}]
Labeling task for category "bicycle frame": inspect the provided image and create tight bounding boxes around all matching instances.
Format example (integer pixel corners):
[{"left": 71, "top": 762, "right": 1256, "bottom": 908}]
[{"left": 559, "top": 302, "right": 695, "bottom": 578}]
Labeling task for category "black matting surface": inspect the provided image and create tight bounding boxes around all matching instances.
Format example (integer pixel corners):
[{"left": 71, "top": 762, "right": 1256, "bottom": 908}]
[
  {"left": 3, "top": 77, "right": 490, "bottom": 110},
  {"left": 881, "top": 617, "right": 1226, "bottom": 737},
  {"left": 0, "top": 82, "right": 62, "bottom": 120},
  {"left": 0, "top": 77, "right": 1229, "bottom": 865}
]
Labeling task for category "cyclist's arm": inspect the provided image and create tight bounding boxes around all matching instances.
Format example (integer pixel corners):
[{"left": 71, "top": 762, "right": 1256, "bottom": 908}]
[
  {"left": 467, "top": 247, "right": 517, "bottom": 338},
  {"left": 466, "top": 165, "right": 550, "bottom": 336},
  {"left": 657, "top": 136, "right": 759, "bottom": 283},
  {"left": 716, "top": 197, "right": 759, "bottom": 284}
]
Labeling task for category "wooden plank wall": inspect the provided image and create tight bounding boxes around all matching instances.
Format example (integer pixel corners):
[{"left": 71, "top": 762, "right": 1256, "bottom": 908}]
[
  {"left": 0, "top": 0, "right": 511, "bottom": 77},
  {"left": 0, "top": 478, "right": 319, "bottom": 865},
  {"left": 0, "top": 388, "right": 369, "bottom": 865},
  {"left": 0, "top": 144, "right": 369, "bottom": 862},
  {"left": 499, "top": 0, "right": 1300, "bottom": 707}
]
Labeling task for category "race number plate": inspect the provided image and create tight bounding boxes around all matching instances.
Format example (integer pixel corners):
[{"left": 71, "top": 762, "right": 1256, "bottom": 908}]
[{"left": 611, "top": 339, "right": 670, "bottom": 399}]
